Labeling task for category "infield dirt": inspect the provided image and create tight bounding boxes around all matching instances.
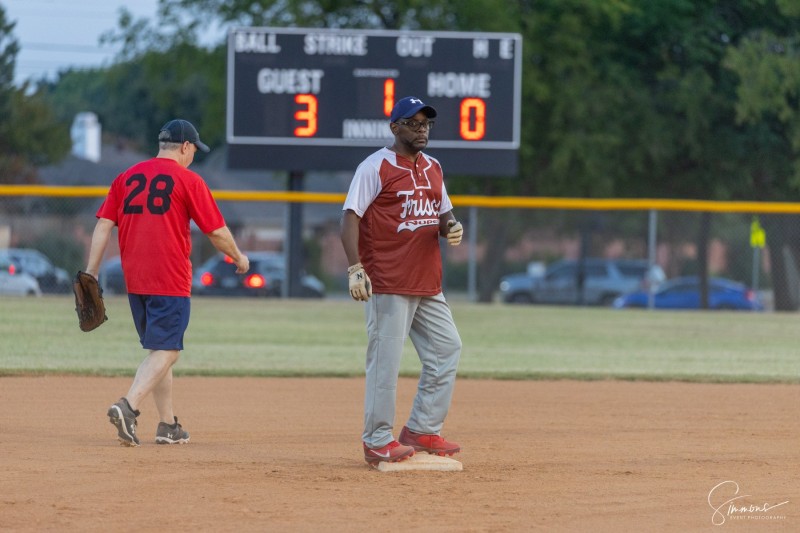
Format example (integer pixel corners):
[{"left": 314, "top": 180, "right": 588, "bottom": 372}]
[{"left": 1, "top": 376, "right": 797, "bottom": 531}]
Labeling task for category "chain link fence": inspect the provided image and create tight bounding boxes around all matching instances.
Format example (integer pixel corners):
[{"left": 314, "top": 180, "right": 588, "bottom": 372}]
[{"left": 2, "top": 186, "right": 799, "bottom": 310}]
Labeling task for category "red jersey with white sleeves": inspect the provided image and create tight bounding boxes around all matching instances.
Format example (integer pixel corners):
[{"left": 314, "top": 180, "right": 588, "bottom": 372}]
[
  {"left": 96, "top": 157, "right": 225, "bottom": 297},
  {"left": 343, "top": 147, "right": 453, "bottom": 296}
]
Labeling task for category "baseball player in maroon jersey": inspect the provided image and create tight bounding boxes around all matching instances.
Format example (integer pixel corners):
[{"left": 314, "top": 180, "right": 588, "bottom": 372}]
[
  {"left": 84, "top": 119, "right": 249, "bottom": 447},
  {"left": 341, "top": 96, "right": 465, "bottom": 465}
]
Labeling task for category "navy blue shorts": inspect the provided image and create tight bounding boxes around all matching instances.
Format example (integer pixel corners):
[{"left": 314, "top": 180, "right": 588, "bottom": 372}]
[{"left": 127, "top": 294, "right": 191, "bottom": 351}]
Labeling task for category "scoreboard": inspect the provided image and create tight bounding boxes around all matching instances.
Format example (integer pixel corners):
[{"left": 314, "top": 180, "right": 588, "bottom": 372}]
[{"left": 226, "top": 27, "right": 522, "bottom": 175}]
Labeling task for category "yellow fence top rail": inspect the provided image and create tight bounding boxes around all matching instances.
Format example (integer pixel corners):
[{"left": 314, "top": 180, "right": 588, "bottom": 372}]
[{"left": 2, "top": 185, "right": 800, "bottom": 213}]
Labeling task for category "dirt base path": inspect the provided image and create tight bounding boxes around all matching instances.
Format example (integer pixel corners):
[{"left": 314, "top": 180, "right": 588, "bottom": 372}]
[{"left": 1, "top": 377, "right": 798, "bottom": 531}]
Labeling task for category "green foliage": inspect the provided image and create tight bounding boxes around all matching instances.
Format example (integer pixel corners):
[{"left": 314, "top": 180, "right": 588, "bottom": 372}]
[
  {"left": 41, "top": 45, "right": 225, "bottom": 153},
  {"left": 302, "top": 235, "right": 324, "bottom": 280},
  {"left": 153, "top": 0, "right": 518, "bottom": 32},
  {"left": 724, "top": 31, "right": 800, "bottom": 188},
  {"left": 0, "top": 6, "right": 70, "bottom": 183},
  {"left": 5, "top": 90, "right": 71, "bottom": 163},
  {"left": 0, "top": 5, "right": 17, "bottom": 111},
  {"left": 21, "top": 232, "right": 85, "bottom": 273}
]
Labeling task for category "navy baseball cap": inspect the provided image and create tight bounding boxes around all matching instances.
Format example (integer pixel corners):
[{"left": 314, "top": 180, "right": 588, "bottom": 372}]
[
  {"left": 390, "top": 96, "right": 437, "bottom": 122},
  {"left": 158, "top": 119, "right": 210, "bottom": 152}
]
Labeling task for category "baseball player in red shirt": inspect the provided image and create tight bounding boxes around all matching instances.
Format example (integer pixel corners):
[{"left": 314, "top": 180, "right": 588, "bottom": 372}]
[
  {"left": 84, "top": 119, "right": 249, "bottom": 447},
  {"left": 341, "top": 97, "right": 465, "bottom": 466}
]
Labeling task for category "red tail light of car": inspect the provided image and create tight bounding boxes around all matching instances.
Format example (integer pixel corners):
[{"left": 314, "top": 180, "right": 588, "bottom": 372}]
[
  {"left": 8, "top": 264, "right": 16, "bottom": 275},
  {"left": 244, "top": 274, "right": 266, "bottom": 289},
  {"left": 745, "top": 289, "right": 756, "bottom": 301},
  {"left": 200, "top": 272, "right": 214, "bottom": 287}
]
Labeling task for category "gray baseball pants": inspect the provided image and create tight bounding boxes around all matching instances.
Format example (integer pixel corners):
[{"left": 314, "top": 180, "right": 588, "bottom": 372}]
[{"left": 362, "top": 292, "right": 462, "bottom": 448}]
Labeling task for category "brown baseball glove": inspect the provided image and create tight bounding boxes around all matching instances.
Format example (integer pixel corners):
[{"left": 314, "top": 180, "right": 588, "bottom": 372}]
[{"left": 73, "top": 271, "right": 108, "bottom": 332}]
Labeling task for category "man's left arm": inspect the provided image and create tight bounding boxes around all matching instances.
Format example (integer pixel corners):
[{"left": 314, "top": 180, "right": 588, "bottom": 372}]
[{"left": 439, "top": 211, "right": 463, "bottom": 246}]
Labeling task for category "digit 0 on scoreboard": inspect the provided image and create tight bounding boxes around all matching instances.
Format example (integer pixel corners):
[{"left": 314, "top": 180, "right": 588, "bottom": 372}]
[
  {"left": 227, "top": 27, "right": 521, "bottom": 175},
  {"left": 460, "top": 98, "right": 486, "bottom": 141}
]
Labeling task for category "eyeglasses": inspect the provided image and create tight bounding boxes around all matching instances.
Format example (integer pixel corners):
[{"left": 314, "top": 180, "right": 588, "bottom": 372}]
[{"left": 395, "top": 119, "right": 435, "bottom": 132}]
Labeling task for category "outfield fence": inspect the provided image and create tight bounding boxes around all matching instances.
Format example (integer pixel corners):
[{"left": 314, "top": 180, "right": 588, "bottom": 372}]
[{"left": 2, "top": 184, "right": 800, "bottom": 310}]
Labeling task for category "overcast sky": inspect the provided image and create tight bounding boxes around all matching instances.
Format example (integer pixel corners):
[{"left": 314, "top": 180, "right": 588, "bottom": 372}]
[{"left": 4, "top": 0, "right": 161, "bottom": 86}]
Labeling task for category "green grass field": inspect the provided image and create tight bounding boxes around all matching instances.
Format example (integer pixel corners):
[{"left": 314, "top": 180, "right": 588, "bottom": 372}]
[{"left": 1, "top": 295, "right": 798, "bottom": 382}]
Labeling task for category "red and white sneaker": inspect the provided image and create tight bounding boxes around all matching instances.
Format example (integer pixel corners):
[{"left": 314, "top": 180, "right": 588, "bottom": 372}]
[
  {"left": 363, "top": 440, "right": 415, "bottom": 465},
  {"left": 399, "top": 426, "right": 460, "bottom": 456}
]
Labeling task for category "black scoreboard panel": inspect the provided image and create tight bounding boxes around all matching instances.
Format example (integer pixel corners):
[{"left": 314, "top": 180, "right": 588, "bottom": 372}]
[{"left": 226, "top": 27, "right": 522, "bottom": 175}]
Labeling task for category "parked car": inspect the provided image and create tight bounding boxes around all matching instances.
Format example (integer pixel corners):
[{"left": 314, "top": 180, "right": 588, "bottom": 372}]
[
  {"left": 99, "top": 256, "right": 127, "bottom": 294},
  {"left": 0, "top": 248, "right": 71, "bottom": 293},
  {"left": 497, "top": 271, "right": 537, "bottom": 302},
  {"left": 613, "top": 276, "right": 763, "bottom": 311},
  {"left": 499, "top": 258, "right": 666, "bottom": 306},
  {"left": 192, "top": 252, "right": 325, "bottom": 298},
  {"left": 0, "top": 259, "right": 42, "bottom": 296}
]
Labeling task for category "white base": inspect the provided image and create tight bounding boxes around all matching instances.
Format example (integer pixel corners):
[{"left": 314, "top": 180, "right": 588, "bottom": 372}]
[{"left": 374, "top": 453, "right": 463, "bottom": 472}]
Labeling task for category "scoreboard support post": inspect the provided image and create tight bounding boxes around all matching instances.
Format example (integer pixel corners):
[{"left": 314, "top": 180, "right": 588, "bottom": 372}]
[{"left": 285, "top": 170, "right": 305, "bottom": 298}]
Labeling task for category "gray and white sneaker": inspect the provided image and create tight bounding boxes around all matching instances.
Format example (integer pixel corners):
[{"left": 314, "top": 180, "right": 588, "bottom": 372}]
[
  {"left": 107, "top": 398, "right": 140, "bottom": 447},
  {"left": 155, "top": 417, "right": 190, "bottom": 445}
]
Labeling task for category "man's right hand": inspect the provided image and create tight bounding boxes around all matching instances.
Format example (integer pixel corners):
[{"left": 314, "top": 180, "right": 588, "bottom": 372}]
[
  {"left": 347, "top": 262, "right": 372, "bottom": 301},
  {"left": 234, "top": 254, "right": 250, "bottom": 274}
]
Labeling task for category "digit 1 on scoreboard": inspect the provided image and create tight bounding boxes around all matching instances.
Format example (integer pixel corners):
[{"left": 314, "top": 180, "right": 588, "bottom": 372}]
[
  {"left": 384, "top": 79, "right": 395, "bottom": 116},
  {"left": 460, "top": 97, "right": 486, "bottom": 140},
  {"left": 294, "top": 94, "right": 318, "bottom": 137}
]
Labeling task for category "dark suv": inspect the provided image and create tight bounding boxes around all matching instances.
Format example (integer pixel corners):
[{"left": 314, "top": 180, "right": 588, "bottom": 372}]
[
  {"left": 498, "top": 258, "right": 665, "bottom": 306},
  {"left": 192, "top": 252, "right": 325, "bottom": 298}
]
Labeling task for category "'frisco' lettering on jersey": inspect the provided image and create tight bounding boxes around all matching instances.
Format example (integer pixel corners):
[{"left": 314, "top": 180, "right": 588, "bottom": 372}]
[
  {"left": 397, "top": 191, "right": 440, "bottom": 219},
  {"left": 396, "top": 191, "right": 441, "bottom": 233}
]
